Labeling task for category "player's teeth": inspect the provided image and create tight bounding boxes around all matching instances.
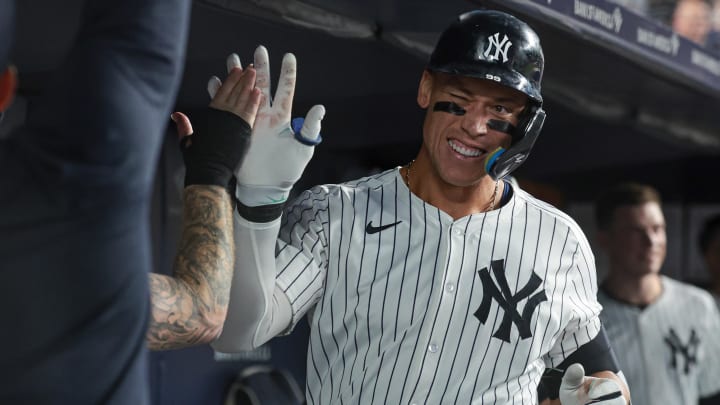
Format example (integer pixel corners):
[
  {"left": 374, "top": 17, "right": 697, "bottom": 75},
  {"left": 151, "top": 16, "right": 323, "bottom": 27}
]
[{"left": 449, "top": 140, "right": 481, "bottom": 157}]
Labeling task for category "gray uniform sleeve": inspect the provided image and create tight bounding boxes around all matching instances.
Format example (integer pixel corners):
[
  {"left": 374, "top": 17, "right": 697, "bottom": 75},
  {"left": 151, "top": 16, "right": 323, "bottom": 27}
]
[{"left": 700, "top": 295, "right": 720, "bottom": 397}]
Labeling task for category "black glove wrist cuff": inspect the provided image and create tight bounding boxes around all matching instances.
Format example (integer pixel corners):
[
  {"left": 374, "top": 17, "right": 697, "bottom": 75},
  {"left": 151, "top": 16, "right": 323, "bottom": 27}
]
[
  {"left": 236, "top": 200, "right": 285, "bottom": 223},
  {"left": 181, "top": 107, "right": 252, "bottom": 188}
]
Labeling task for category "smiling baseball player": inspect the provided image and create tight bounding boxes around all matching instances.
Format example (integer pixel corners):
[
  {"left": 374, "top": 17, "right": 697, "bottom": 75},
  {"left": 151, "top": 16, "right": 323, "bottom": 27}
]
[{"left": 211, "top": 10, "right": 631, "bottom": 405}]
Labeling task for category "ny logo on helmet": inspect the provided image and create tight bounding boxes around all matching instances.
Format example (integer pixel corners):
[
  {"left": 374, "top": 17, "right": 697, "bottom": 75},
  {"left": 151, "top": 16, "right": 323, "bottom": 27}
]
[{"left": 484, "top": 33, "right": 513, "bottom": 63}]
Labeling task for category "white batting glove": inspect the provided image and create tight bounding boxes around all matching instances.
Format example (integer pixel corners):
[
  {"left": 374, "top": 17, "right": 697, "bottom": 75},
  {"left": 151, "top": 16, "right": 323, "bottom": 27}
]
[
  {"left": 559, "top": 364, "right": 625, "bottom": 405},
  {"left": 230, "top": 45, "right": 325, "bottom": 208}
]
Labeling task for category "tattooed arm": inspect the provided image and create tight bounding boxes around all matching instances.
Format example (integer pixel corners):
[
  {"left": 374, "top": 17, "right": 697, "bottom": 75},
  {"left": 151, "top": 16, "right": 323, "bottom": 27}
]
[
  {"left": 147, "top": 185, "right": 234, "bottom": 350},
  {"left": 144, "top": 54, "right": 261, "bottom": 350}
]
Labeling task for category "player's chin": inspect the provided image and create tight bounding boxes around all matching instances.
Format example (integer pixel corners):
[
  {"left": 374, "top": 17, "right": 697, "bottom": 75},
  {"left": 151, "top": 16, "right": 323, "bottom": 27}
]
[
  {"left": 440, "top": 169, "right": 487, "bottom": 188},
  {"left": 635, "top": 263, "right": 662, "bottom": 275}
]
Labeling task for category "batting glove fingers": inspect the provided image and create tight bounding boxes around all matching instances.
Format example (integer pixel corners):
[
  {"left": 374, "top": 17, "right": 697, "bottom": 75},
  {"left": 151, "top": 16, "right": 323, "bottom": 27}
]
[{"left": 234, "top": 45, "right": 325, "bottom": 209}]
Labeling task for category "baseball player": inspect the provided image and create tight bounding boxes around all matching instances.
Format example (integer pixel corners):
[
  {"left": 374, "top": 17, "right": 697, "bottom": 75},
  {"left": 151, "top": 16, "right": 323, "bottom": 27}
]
[
  {"left": 212, "top": 10, "right": 630, "bottom": 404},
  {"left": 595, "top": 183, "right": 720, "bottom": 405}
]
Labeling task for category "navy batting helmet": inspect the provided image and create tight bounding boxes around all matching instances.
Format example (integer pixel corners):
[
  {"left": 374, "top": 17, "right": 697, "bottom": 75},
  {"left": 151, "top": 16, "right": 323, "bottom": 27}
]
[{"left": 428, "top": 10, "right": 547, "bottom": 180}]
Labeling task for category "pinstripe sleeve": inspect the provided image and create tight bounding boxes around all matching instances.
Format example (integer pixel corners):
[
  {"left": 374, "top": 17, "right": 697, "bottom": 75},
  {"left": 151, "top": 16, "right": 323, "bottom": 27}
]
[
  {"left": 544, "top": 226, "right": 603, "bottom": 368},
  {"left": 275, "top": 187, "right": 330, "bottom": 331}
]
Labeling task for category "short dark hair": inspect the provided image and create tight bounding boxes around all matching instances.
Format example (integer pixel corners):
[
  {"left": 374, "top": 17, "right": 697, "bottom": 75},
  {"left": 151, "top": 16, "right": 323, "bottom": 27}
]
[
  {"left": 699, "top": 214, "right": 720, "bottom": 255},
  {"left": 595, "top": 183, "right": 662, "bottom": 230}
]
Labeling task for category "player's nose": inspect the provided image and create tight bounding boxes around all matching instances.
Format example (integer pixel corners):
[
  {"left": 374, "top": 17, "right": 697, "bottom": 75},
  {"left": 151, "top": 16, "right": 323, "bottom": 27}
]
[{"left": 460, "top": 107, "right": 490, "bottom": 137}]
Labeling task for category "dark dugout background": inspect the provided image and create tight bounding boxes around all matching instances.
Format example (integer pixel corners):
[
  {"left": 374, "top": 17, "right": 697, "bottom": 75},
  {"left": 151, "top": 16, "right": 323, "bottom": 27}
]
[{"left": 6, "top": 0, "right": 720, "bottom": 403}]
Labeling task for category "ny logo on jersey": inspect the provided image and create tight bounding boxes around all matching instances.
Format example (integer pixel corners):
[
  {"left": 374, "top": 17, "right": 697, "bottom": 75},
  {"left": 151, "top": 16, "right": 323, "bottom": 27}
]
[
  {"left": 483, "top": 32, "right": 513, "bottom": 63},
  {"left": 664, "top": 328, "right": 699, "bottom": 374},
  {"left": 474, "top": 259, "right": 547, "bottom": 342}
]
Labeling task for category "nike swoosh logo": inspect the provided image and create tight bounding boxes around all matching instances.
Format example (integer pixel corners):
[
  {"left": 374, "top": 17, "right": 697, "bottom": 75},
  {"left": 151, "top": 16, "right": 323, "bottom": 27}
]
[{"left": 366, "top": 221, "right": 402, "bottom": 234}]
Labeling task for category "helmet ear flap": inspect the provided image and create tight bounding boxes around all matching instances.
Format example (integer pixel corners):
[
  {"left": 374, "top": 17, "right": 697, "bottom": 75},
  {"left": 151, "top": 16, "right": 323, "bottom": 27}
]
[{"left": 485, "top": 107, "right": 546, "bottom": 180}]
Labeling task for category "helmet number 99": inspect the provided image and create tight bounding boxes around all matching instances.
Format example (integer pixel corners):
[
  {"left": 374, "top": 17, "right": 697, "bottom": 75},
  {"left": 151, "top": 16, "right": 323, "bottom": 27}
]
[{"left": 485, "top": 74, "right": 501, "bottom": 82}]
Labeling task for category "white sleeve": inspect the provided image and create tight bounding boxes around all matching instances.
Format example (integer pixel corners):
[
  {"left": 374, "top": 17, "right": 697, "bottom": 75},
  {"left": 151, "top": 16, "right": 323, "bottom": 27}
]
[
  {"left": 211, "top": 213, "right": 293, "bottom": 352},
  {"left": 211, "top": 188, "right": 329, "bottom": 352}
]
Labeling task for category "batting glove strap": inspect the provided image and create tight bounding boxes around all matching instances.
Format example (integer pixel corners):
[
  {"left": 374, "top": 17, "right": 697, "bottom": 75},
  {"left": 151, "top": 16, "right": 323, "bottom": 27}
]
[
  {"left": 235, "top": 199, "right": 285, "bottom": 223},
  {"left": 181, "top": 107, "right": 251, "bottom": 189},
  {"left": 559, "top": 364, "right": 625, "bottom": 405}
]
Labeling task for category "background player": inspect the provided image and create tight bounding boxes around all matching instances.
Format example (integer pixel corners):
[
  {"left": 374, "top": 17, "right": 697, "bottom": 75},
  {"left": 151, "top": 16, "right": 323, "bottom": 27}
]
[
  {"left": 211, "top": 10, "right": 630, "bottom": 404},
  {"left": 595, "top": 182, "right": 720, "bottom": 405}
]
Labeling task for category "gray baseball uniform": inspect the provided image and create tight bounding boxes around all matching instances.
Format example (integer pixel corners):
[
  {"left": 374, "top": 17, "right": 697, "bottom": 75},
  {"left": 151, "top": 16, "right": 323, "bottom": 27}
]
[{"left": 599, "top": 276, "right": 720, "bottom": 405}]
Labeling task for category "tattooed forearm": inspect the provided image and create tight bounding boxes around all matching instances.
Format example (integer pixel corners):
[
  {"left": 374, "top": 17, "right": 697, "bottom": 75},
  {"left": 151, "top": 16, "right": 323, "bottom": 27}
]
[{"left": 147, "top": 185, "right": 234, "bottom": 350}]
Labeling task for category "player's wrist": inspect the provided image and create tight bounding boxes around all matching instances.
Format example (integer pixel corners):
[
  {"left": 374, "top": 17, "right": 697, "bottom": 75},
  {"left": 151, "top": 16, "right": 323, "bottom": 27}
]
[
  {"left": 235, "top": 199, "right": 285, "bottom": 223},
  {"left": 235, "top": 183, "right": 291, "bottom": 207},
  {"left": 181, "top": 107, "right": 252, "bottom": 189},
  {"left": 234, "top": 183, "right": 290, "bottom": 222}
]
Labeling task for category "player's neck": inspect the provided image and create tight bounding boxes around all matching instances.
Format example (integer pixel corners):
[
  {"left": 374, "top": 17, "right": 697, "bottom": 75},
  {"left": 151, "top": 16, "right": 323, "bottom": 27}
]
[
  {"left": 603, "top": 272, "right": 663, "bottom": 306},
  {"left": 403, "top": 158, "right": 501, "bottom": 220}
]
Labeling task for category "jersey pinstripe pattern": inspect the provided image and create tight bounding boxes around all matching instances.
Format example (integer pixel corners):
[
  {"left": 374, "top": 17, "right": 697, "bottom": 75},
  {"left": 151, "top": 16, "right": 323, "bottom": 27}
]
[
  {"left": 275, "top": 168, "right": 603, "bottom": 404},
  {"left": 599, "top": 276, "right": 720, "bottom": 405}
]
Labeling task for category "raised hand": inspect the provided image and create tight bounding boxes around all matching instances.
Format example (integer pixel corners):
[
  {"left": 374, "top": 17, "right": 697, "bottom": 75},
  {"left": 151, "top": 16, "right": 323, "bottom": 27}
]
[
  {"left": 179, "top": 55, "right": 262, "bottom": 189},
  {"left": 234, "top": 45, "right": 325, "bottom": 215},
  {"left": 206, "top": 53, "right": 262, "bottom": 128}
]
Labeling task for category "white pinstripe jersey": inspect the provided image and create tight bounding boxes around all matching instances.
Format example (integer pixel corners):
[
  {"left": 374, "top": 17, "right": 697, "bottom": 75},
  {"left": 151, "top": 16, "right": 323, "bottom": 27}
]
[
  {"left": 276, "top": 168, "right": 602, "bottom": 404},
  {"left": 598, "top": 276, "right": 720, "bottom": 405}
]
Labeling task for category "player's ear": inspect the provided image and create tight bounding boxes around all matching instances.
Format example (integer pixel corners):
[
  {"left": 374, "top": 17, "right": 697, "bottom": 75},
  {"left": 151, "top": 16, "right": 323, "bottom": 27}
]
[
  {"left": 417, "top": 70, "right": 433, "bottom": 109},
  {"left": 0, "top": 65, "right": 17, "bottom": 112}
]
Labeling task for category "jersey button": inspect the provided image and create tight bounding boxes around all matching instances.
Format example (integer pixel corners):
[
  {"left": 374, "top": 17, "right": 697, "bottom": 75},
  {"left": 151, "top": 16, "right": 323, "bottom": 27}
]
[
  {"left": 428, "top": 343, "right": 438, "bottom": 353},
  {"left": 445, "top": 283, "right": 455, "bottom": 293}
]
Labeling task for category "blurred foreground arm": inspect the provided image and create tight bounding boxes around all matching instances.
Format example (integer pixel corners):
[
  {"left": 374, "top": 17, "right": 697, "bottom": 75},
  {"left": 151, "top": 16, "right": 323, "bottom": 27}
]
[{"left": 147, "top": 59, "right": 261, "bottom": 350}]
